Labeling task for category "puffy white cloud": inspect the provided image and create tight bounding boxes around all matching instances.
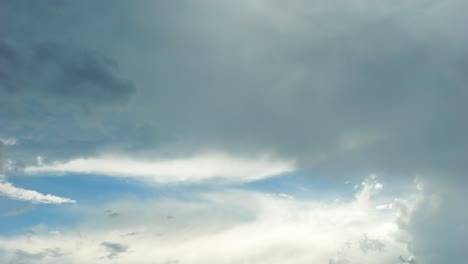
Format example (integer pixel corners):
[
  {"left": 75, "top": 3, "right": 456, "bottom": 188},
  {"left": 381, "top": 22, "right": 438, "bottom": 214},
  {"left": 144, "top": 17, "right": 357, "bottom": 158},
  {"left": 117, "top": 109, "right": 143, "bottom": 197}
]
[
  {"left": 0, "top": 179, "right": 75, "bottom": 204},
  {"left": 24, "top": 153, "right": 295, "bottom": 183},
  {"left": 0, "top": 176, "right": 416, "bottom": 263}
]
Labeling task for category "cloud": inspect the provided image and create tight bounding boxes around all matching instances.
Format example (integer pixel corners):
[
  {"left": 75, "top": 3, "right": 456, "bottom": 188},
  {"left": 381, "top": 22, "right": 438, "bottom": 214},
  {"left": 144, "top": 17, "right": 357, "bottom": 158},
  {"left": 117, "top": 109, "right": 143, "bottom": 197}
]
[
  {"left": 0, "top": 0, "right": 466, "bottom": 179},
  {"left": 358, "top": 235, "right": 385, "bottom": 254},
  {"left": 100, "top": 242, "right": 128, "bottom": 259},
  {"left": 4, "top": 0, "right": 467, "bottom": 189},
  {"left": 0, "top": 179, "right": 75, "bottom": 204},
  {"left": 399, "top": 255, "right": 416, "bottom": 264},
  {"left": 0, "top": 40, "right": 135, "bottom": 101},
  {"left": 2, "top": 204, "right": 34, "bottom": 217},
  {"left": 400, "top": 178, "right": 468, "bottom": 264},
  {"left": 0, "top": 138, "right": 16, "bottom": 146},
  {"left": 0, "top": 37, "right": 135, "bottom": 162},
  {"left": 0, "top": 177, "right": 415, "bottom": 263},
  {"left": 24, "top": 153, "right": 295, "bottom": 183},
  {"left": 1, "top": 1, "right": 467, "bottom": 263},
  {"left": 7, "top": 248, "right": 63, "bottom": 264}
]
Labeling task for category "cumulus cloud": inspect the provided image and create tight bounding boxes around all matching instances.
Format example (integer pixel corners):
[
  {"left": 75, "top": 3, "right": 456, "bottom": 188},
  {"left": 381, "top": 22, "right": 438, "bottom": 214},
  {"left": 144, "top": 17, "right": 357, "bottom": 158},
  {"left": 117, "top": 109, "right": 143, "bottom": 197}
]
[
  {"left": 24, "top": 153, "right": 294, "bottom": 183},
  {"left": 0, "top": 179, "right": 75, "bottom": 204},
  {"left": 0, "top": 178, "right": 415, "bottom": 263}
]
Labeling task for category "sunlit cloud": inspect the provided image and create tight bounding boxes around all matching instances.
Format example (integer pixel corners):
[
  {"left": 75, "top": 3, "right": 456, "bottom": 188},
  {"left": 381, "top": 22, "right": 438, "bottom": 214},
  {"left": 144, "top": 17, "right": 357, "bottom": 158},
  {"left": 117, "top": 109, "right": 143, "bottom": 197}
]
[
  {"left": 24, "top": 153, "right": 295, "bottom": 183},
  {"left": 0, "top": 176, "right": 417, "bottom": 263}
]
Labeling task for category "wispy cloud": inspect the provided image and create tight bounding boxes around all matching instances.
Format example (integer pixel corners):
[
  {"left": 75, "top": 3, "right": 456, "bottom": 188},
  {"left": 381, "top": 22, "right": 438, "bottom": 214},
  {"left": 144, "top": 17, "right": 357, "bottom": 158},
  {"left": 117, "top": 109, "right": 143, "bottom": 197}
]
[
  {"left": 24, "top": 153, "right": 295, "bottom": 183},
  {"left": 0, "top": 179, "right": 75, "bottom": 204},
  {"left": 3, "top": 204, "right": 34, "bottom": 217}
]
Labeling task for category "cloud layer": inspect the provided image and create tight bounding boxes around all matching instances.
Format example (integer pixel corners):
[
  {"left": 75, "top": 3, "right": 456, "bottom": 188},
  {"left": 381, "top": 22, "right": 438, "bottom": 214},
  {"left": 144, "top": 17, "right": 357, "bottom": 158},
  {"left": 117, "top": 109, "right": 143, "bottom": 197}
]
[
  {"left": 1, "top": 1, "right": 467, "bottom": 263},
  {"left": 0, "top": 0, "right": 466, "bottom": 179}
]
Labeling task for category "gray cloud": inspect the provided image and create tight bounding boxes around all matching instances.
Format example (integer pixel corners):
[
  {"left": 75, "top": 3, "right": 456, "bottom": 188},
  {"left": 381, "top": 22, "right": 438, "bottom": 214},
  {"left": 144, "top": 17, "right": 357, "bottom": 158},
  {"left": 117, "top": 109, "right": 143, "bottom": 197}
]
[
  {"left": 403, "top": 180, "right": 468, "bottom": 263},
  {"left": 329, "top": 257, "right": 350, "bottom": 264},
  {"left": 0, "top": 2, "right": 136, "bottom": 162},
  {"left": 9, "top": 248, "right": 62, "bottom": 264},
  {"left": 0, "top": 39, "right": 134, "bottom": 101},
  {"left": 101, "top": 242, "right": 128, "bottom": 259},
  {"left": 399, "top": 256, "right": 416, "bottom": 264},
  {"left": 22, "top": 1, "right": 467, "bottom": 178},
  {"left": 359, "top": 235, "right": 385, "bottom": 254},
  {"left": 1, "top": 1, "right": 467, "bottom": 178},
  {"left": 0, "top": 39, "right": 136, "bottom": 162},
  {"left": 105, "top": 209, "right": 121, "bottom": 218},
  {"left": 2, "top": 204, "right": 34, "bottom": 217}
]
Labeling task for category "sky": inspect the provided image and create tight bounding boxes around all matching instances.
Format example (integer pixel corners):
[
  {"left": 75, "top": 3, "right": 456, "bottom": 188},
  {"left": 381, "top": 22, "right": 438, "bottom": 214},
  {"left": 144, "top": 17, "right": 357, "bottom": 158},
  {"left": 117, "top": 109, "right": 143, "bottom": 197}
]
[{"left": 0, "top": 0, "right": 467, "bottom": 263}]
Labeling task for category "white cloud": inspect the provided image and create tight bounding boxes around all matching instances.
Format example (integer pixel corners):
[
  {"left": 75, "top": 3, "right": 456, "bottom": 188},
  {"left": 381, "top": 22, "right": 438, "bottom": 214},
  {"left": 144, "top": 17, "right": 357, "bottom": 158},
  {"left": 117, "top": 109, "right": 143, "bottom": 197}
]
[
  {"left": 278, "top": 193, "right": 295, "bottom": 200},
  {"left": 24, "top": 153, "right": 295, "bottom": 183},
  {"left": 0, "top": 138, "right": 16, "bottom": 146},
  {"left": 0, "top": 176, "right": 416, "bottom": 263},
  {"left": 0, "top": 179, "right": 75, "bottom": 204}
]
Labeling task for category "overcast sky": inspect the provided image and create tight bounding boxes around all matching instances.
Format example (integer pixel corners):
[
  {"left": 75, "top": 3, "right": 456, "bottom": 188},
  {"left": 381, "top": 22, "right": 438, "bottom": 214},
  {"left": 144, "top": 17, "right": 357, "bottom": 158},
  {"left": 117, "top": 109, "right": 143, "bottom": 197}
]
[{"left": 1, "top": 1, "right": 467, "bottom": 263}]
